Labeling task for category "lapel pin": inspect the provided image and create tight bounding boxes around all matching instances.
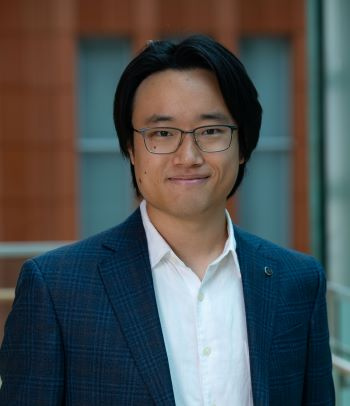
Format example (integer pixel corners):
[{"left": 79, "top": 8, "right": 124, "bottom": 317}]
[{"left": 264, "top": 266, "right": 273, "bottom": 277}]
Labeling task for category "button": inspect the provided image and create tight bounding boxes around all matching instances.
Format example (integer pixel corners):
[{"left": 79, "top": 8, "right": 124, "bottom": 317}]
[
  {"left": 203, "top": 346, "right": 211, "bottom": 356},
  {"left": 198, "top": 291, "right": 204, "bottom": 302}
]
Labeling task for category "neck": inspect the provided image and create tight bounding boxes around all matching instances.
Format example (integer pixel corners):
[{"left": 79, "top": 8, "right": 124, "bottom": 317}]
[{"left": 146, "top": 203, "right": 228, "bottom": 280}]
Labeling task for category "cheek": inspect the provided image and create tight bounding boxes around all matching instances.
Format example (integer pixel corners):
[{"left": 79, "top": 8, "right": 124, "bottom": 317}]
[
  {"left": 137, "top": 170, "right": 148, "bottom": 185},
  {"left": 220, "top": 152, "right": 240, "bottom": 187},
  {"left": 133, "top": 148, "right": 166, "bottom": 191},
  {"left": 134, "top": 160, "right": 147, "bottom": 187},
  {"left": 133, "top": 155, "right": 159, "bottom": 190}
]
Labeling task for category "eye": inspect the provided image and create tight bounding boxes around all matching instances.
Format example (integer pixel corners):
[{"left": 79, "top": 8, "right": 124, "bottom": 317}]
[
  {"left": 159, "top": 130, "right": 172, "bottom": 137},
  {"left": 148, "top": 128, "right": 174, "bottom": 138},
  {"left": 200, "top": 126, "right": 225, "bottom": 136}
]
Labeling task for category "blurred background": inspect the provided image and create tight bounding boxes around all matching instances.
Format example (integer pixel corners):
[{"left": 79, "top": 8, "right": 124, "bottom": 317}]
[{"left": 0, "top": 0, "right": 349, "bottom": 402}]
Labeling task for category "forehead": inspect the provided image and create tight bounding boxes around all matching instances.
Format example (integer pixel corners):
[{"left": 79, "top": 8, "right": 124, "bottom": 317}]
[
  {"left": 132, "top": 68, "right": 231, "bottom": 124},
  {"left": 135, "top": 68, "right": 221, "bottom": 98}
]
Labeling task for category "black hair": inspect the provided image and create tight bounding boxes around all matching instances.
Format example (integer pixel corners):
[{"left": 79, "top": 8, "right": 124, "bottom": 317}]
[{"left": 113, "top": 34, "right": 262, "bottom": 198}]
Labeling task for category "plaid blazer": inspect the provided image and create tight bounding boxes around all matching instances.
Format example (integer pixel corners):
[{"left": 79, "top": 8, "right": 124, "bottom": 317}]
[{"left": 0, "top": 209, "right": 335, "bottom": 405}]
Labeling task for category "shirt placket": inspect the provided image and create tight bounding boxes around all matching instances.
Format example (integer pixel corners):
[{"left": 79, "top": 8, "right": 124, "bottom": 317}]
[{"left": 196, "top": 269, "right": 217, "bottom": 406}]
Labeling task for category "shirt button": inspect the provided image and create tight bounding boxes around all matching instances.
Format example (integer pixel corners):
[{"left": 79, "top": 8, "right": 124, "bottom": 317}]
[
  {"left": 198, "top": 291, "right": 204, "bottom": 302},
  {"left": 203, "top": 346, "right": 211, "bottom": 356}
]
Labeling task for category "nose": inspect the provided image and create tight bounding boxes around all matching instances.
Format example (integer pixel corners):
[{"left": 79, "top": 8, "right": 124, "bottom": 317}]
[{"left": 172, "top": 132, "right": 204, "bottom": 166}]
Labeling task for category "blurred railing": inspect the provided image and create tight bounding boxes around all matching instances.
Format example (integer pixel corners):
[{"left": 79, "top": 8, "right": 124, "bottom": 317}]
[
  {"left": 0, "top": 241, "right": 72, "bottom": 258},
  {"left": 327, "top": 281, "right": 350, "bottom": 404},
  {"left": 0, "top": 242, "right": 72, "bottom": 302},
  {"left": 0, "top": 288, "right": 15, "bottom": 301}
]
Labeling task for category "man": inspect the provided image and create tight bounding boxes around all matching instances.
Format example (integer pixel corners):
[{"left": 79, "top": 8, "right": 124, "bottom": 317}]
[{"left": 0, "top": 35, "right": 334, "bottom": 405}]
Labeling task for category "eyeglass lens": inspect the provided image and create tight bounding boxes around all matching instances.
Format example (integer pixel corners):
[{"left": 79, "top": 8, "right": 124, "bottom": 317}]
[{"left": 143, "top": 125, "right": 234, "bottom": 153}]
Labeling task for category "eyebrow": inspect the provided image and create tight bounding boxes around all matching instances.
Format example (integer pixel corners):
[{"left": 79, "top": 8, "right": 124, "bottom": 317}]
[
  {"left": 144, "top": 114, "right": 174, "bottom": 125},
  {"left": 144, "top": 112, "right": 231, "bottom": 125},
  {"left": 199, "top": 112, "right": 231, "bottom": 122}
]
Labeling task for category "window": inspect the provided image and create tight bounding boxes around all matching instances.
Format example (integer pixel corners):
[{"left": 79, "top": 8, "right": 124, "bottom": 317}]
[
  {"left": 238, "top": 38, "right": 292, "bottom": 247},
  {"left": 78, "top": 38, "right": 133, "bottom": 237}
]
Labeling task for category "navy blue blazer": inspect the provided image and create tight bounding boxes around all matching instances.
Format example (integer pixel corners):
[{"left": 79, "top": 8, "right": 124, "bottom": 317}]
[{"left": 0, "top": 209, "right": 335, "bottom": 405}]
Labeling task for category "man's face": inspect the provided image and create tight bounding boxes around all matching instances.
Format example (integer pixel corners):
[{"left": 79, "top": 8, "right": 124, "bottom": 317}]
[{"left": 129, "top": 68, "right": 242, "bottom": 221}]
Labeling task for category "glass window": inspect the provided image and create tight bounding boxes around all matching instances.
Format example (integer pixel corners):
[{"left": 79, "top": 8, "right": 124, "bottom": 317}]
[
  {"left": 78, "top": 38, "right": 133, "bottom": 237},
  {"left": 238, "top": 38, "right": 292, "bottom": 247}
]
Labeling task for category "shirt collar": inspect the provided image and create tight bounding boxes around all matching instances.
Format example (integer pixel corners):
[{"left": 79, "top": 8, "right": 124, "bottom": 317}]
[
  {"left": 140, "top": 200, "right": 171, "bottom": 268},
  {"left": 140, "top": 199, "right": 238, "bottom": 270}
]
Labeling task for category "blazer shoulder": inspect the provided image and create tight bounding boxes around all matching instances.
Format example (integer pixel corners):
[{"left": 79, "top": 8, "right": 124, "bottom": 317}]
[
  {"left": 28, "top": 209, "right": 144, "bottom": 276},
  {"left": 234, "top": 225, "right": 324, "bottom": 277},
  {"left": 234, "top": 226, "right": 326, "bottom": 308}
]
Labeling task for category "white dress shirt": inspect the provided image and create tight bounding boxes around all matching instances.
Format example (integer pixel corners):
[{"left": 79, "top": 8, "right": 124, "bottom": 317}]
[{"left": 140, "top": 201, "right": 253, "bottom": 406}]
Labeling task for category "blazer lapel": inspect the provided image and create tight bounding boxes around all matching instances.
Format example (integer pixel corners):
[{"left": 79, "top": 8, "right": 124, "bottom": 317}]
[
  {"left": 235, "top": 227, "right": 279, "bottom": 406},
  {"left": 98, "top": 210, "right": 175, "bottom": 406}
]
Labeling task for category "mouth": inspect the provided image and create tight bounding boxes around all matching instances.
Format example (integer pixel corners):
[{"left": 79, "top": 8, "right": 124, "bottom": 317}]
[{"left": 168, "top": 175, "right": 210, "bottom": 185}]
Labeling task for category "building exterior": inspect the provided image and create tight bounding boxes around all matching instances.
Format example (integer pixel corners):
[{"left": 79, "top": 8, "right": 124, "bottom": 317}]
[{"left": 0, "top": 0, "right": 309, "bottom": 246}]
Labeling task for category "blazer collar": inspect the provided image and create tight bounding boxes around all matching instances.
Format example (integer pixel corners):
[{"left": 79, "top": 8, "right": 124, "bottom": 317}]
[
  {"left": 235, "top": 226, "right": 279, "bottom": 406},
  {"left": 99, "top": 209, "right": 176, "bottom": 406}
]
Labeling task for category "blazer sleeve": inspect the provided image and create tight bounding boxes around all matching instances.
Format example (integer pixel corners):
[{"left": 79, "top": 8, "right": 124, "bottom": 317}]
[
  {"left": 302, "top": 262, "right": 335, "bottom": 405},
  {"left": 0, "top": 259, "right": 64, "bottom": 405}
]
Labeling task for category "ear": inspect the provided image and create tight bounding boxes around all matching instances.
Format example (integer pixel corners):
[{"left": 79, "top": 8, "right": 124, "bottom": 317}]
[{"left": 128, "top": 145, "right": 135, "bottom": 165}]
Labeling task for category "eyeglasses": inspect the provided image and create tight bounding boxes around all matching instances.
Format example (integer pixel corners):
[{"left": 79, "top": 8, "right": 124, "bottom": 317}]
[{"left": 133, "top": 124, "right": 238, "bottom": 154}]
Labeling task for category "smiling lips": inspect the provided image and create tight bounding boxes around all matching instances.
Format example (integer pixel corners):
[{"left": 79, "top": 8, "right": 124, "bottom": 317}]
[{"left": 168, "top": 175, "right": 210, "bottom": 185}]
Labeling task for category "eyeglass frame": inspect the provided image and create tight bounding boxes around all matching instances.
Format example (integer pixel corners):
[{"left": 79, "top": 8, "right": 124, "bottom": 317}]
[{"left": 132, "top": 124, "right": 238, "bottom": 154}]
